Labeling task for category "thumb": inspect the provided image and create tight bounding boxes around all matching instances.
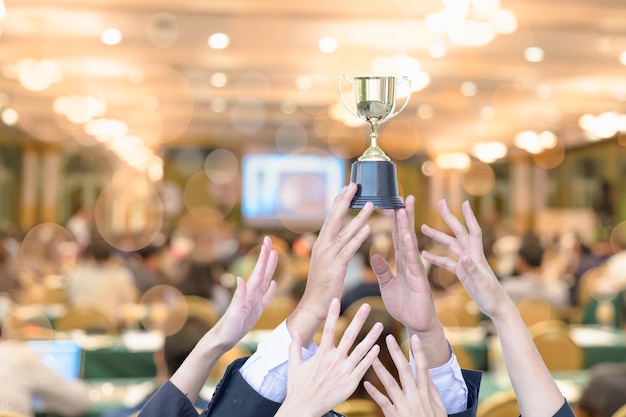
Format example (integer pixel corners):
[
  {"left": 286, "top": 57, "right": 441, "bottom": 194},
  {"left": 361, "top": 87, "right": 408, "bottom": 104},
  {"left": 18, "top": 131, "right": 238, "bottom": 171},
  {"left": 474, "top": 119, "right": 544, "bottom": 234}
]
[{"left": 370, "top": 254, "right": 394, "bottom": 286}]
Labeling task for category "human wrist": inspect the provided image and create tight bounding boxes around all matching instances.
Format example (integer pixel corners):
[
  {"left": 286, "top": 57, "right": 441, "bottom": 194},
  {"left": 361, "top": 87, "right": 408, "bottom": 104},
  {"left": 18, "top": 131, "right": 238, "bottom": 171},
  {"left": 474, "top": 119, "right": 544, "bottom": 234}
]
[
  {"left": 277, "top": 398, "right": 318, "bottom": 417},
  {"left": 489, "top": 298, "right": 520, "bottom": 327},
  {"left": 287, "top": 304, "right": 325, "bottom": 344},
  {"left": 202, "top": 325, "right": 237, "bottom": 354},
  {"left": 407, "top": 324, "right": 450, "bottom": 368}
]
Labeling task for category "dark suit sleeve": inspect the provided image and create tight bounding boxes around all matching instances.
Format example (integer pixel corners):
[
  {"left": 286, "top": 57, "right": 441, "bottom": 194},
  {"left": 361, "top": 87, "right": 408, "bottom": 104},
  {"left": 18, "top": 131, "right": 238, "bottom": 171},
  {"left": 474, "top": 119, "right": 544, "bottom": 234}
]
[
  {"left": 203, "top": 357, "right": 282, "bottom": 417},
  {"left": 549, "top": 400, "right": 575, "bottom": 417},
  {"left": 138, "top": 380, "right": 201, "bottom": 417},
  {"left": 448, "top": 369, "right": 482, "bottom": 417}
]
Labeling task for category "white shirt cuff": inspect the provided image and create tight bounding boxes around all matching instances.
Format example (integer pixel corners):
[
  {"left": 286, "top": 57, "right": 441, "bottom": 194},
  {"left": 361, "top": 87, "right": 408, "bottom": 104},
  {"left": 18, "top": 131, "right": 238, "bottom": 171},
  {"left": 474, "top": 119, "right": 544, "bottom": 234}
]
[
  {"left": 239, "top": 320, "right": 316, "bottom": 402},
  {"left": 410, "top": 344, "right": 469, "bottom": 414}
]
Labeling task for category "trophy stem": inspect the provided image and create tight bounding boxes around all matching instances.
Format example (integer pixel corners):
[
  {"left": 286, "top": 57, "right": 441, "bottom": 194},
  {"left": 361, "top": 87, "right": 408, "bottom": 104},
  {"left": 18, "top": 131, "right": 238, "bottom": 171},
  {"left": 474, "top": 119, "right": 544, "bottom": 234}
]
[{"left": 358, "top": 117, "right": 391, "bottom": 162}]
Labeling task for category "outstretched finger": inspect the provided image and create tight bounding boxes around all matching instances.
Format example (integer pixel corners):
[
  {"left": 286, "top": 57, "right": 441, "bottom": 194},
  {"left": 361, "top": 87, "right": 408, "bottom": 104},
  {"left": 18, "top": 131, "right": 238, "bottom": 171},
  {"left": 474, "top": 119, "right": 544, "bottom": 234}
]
[
  {"left": 437, "top": 200, "right": 469, "bottom": 245},
  {"left": 421, "top": 224, "right": 461, "bottom": 258},
  {"left": 337, "top": 302, "right": 371, "bottom": 352},
  {"left": 247, "top": 237, "right": 273, "bottom": 290},
  {"left": 320, "top": 298, "right": 341, "bottom": 350},
  {"left": 421, "top": 250, "right": 458, "bottom": 275},
  {"left": 370, "top": 356, "right": 403, "bottom": 406},
  {"left": 364, "top": 379, "right": 392, "bottom": 412},
  {"left": 461, "top": 201, "right": 486, "bottom": 261},
  {"left": 410, "top": 335, "right": 433, "bottom": 400},
  {"left": 317, "top": 183, "right": 358, "bottom": 241}
]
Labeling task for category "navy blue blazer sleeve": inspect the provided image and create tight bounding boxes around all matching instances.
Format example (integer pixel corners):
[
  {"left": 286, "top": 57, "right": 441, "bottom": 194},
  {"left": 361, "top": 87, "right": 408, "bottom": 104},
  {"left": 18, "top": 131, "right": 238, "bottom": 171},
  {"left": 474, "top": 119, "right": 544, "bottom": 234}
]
[
  {"left": 138, "top": 380, "right": 201, "bottom": 417},
  {"left": 450, "top": 369, "right": 482, "bottom": 417}
]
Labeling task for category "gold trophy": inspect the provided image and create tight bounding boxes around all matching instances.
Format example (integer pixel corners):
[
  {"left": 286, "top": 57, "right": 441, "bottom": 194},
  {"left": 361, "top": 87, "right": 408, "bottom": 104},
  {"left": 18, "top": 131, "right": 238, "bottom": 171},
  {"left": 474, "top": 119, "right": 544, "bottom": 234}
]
[{"left": 338, "top": 75, "right": 411, "bottom": 209}]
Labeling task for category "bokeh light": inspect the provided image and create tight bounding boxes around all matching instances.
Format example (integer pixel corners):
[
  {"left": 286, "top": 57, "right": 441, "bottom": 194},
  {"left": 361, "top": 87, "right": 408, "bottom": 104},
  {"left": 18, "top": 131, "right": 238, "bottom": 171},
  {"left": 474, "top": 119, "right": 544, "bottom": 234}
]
[
  {"left": 204, "top": 148, "right": 239, "bottom": 185},
  {"left": 20, "top": 223, "right": 78, "bottom": 282},
  {"left": 229, "top": 99, "right": 267, "bottom": 134},
  {"left": 609, "top": 221, "right": 626, "bottom": 254},
  {"left": 183, "top": 171, "right": 238, "bottom": 221},
  {"left": 462, "top": 161, "right": 495, "bottom": 196},
  {"left": 532, "top": 138, "right": 565, "bottom": 169},
  {"left": 379, "top": 119, "right": 421, "bottom": 160},
  {"left": 94, "top": 182, "right": 164, "bottom": 252},
  {"left": 274, "top": 121, "right": 308, "bottom": 154},
  {"left": 139, "top": 285, "right": 187, "bottom": 336}
]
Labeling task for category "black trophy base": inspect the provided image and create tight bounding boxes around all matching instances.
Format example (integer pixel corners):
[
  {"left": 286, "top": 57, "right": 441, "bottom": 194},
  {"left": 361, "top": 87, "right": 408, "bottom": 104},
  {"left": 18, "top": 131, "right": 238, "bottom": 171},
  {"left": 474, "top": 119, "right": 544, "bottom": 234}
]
[{"left": 349, "top": 160, "right": 405, "bottom": 209}]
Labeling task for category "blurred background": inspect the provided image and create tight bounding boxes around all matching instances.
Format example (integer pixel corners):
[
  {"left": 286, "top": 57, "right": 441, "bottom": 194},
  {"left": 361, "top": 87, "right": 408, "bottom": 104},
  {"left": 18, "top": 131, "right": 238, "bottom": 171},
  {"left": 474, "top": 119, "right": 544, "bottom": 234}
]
[{"left": 1, "top": 1, "right": 626, "bottom": 416}]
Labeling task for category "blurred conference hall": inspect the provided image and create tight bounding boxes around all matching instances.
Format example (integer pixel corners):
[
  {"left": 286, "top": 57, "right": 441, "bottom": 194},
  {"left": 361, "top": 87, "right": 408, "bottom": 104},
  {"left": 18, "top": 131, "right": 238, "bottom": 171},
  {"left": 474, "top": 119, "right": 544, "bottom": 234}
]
[{"left": 0, "top": 1, "right": 626, "bottom": 417}]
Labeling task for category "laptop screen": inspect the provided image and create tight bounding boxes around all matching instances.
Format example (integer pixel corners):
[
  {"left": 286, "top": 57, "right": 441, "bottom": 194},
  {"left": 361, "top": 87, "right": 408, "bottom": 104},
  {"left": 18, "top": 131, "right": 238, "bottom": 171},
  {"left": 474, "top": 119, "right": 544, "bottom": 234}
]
[{"left": 26, "top": 340, "right": 83, "bottom": 409}]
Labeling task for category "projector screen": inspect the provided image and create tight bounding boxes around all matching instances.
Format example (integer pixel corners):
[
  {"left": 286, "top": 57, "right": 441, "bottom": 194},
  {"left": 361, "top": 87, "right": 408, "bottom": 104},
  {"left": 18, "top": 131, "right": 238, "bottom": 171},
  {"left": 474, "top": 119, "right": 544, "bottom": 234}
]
[{"left": 241, "top": 153, "right": 346, "bottom": 227}]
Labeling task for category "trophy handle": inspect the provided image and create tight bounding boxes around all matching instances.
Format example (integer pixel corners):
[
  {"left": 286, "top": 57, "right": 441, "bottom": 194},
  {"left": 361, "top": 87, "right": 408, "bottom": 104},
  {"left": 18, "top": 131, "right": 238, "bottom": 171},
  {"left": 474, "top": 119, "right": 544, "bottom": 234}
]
[
  {"left": 388, "top": 76, "right": 412, "bottom": 120},
  {"left": 337, "top": 74, "right": 360, "bottom": 119}
]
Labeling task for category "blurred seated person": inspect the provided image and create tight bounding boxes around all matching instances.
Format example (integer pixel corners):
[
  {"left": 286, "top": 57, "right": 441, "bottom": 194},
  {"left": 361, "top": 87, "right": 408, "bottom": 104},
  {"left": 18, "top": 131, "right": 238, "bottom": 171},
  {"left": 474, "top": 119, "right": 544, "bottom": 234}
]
[
  {"left": 101, "top": 315, "right": 213, "bottom": 417},
  {"left": 576, "top": 363, "right": 626, "bottom": 417},
  {"left": 173, "top": 260, "right": 232, "bottom": 316},
  {"left": 125, "top": 243, "right": 168, "bottom": 295},
  {"left": 66, "top": 237, "right": 138, "bottom": 312},
  {"left": 501, "top": 234, "right": 569, "bottom": 314},
  {"left": 0, "top": 322, "right": 91, "bottom": 416},
  {"left": 0, "top": 234, "right": 20, "bottom": 299}
]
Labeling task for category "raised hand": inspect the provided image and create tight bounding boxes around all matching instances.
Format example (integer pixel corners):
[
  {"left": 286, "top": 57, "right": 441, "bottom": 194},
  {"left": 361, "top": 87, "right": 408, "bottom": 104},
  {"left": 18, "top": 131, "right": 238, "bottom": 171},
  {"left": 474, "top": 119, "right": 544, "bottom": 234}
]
[
  {"left": 370, "top": 195, "right": 450, "bottom": 367},
  {"left": 365, "top": 335, "right": 447, "bottom": 417},
  {"left": 210, "top": 235, "right": 279, "bottom": 349},
  {"left": 276, "top": 298, "right": 382, "bottom": 417},
  {"left": 169, "top": 236, "right": 278, "bottom": 401},
  {"left": 288, "top": 183, "right": 375, "bottom": 344},
  {"left": 420, "top": 199, "right": 508, "bottom": 318}
]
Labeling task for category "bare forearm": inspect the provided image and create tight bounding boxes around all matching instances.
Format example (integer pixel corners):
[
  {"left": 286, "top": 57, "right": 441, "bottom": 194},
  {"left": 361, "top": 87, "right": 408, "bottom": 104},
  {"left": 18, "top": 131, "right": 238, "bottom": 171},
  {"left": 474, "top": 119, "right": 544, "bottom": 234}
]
[
  {"left": 169, "top": 334, "right": 229, "bottom": 403},
  {"left": 491, "top": 300, "right": 565, "bottom": 417}
]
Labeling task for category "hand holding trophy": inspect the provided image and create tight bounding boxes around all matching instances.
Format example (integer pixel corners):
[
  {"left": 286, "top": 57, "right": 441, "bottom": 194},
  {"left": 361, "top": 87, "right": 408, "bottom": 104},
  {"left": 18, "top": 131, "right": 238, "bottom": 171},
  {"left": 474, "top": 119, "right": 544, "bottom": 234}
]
[{"left": 338, "top": 75, "right": 412, "bottom": 209}]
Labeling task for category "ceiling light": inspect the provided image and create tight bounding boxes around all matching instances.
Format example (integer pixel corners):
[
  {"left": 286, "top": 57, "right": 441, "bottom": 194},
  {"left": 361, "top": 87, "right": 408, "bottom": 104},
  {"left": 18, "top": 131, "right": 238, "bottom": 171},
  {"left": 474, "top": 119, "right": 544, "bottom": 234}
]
[
  {"left": 435, "top": 152, "right": 471, "bottom": 170},
  {"left": 620, "top": 51, "right": 626, "bottom": 66},
  {"left": 536, "top": 84, "right": 552, "bottom": 99},
  {"left": 210, "top": 72, "right": 227, "bottom": 87},
  {"left": 101, "top": 28, "right": 122, "bottom": 45},
  {"left": 428, "top": 43, "right": 447, "bottom": 58},
  {"left": 490, "top": 9, "right": 518, "bottom": 34},
  {"left": 210, "top": 97, "right": 227, "bottom": 113},
  {"left": 417, "top": 104, "right": 434, "bottom": 119},
  {"left": 471, "top": 141, "right": 507, "bottom": 163},
  {"left": 448, "top": 20, "right": 495, "bottom": 47},
  {"left": 1, "top": 108, "right": 17, "bottom": 125},
  {"left": 524, "top": 47, "right": 544, "bottom": 63},
  {"left": 480, "top": 106, "right": 495, "bottom": 120},
  {"left": 0, "top": 1, "right": 5, "bottom": 21},
  {"left": 16, "top": 59, "right": 63, "bottom": 92},
  {"left": 461, "top": 81, "right": 477, "bottom": 97},
  {"left": 208, "top": 33, "right": 229, "bottom": 49},
  {"left": 318, "top": 36, "right": 338, "bottom": 54},
  {"left": 295, "top": 75, "right": 313, "bottom": 90}
]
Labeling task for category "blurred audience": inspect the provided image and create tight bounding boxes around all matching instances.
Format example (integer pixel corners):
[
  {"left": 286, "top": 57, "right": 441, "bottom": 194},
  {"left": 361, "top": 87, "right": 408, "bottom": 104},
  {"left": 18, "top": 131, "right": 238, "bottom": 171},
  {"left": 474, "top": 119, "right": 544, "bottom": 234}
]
[
  {"left": 0, "top": 234, "right": 20, "bottom": 299},
  {"left": 125, "top": 243, "right": 168, "bottom": 295},
  {"left": 65, "top": 237, "right": 138, "bottom": 312},
  {"left": 65, "top": 204, "right": 95, "bottom": 255},
  {"left": 576, "top": 363, "right": 626, "bottom": 417},
  {"left": 0, "top": 322, "right": 91, "bottom": 416},
  {"left": 173, "top": 261, "right": 232, "bottom": 315},
  {"left": 501, "top": 234, "right": 569, "bottom": 314},
  {"left": 102, "top": 315, "right": 213, "bottom": 417}
]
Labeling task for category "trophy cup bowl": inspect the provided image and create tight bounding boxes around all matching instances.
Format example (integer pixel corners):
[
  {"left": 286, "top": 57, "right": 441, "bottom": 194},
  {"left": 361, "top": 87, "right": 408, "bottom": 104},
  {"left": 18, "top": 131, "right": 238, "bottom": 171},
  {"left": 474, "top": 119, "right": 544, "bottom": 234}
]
[{"left": 338, "top": 75, "right": 411, "bottom": 209}]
